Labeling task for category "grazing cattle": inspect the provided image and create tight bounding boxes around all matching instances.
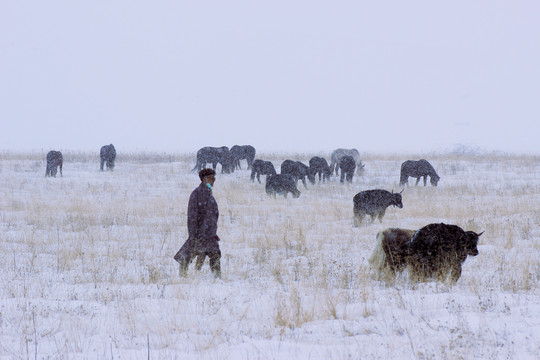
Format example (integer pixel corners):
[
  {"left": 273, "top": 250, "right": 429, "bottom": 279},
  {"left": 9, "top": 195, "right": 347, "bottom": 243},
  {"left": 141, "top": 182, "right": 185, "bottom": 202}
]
[
  {"left": 309, "top": 157, "right": 332, "bottom": 183},
  {"left": 45, "top": 150, "right": 63, "bottom": 177},
  {"left": 191, "top": 146, "right": 235, "bottom": 174},
  {"left": 265, "top": 174, "right": 300, "bottom": 198},
  {"left": 230, "top": 145, "right": 256, "bottom": 170},
  {"left": 330, "top": 148, "right": 365, "bottom": 176},
  {"left": 281, "top": 160, "right": 315, "bottom": 188},
  {"left": 399, "top": 159, "right": 440, "bottom": 187},
  {"left": 100, "top": 144, "right": 116, "bottom": 171},
  {"left": 369, "top": 224, "right": 482, "bottom": 283},
  {"left": 369, "top": 228, "right": 417, "bottom": 276},
  {"left": 250, "top": 159, "right": 277, "bottom": 183},
  {"left": 405, "top": 223, "right": 482, "bottom": 283},
  {"left": 338, "top": 155, "right": 356, "bottom": 183},
  {"left": 353, "top": 189, "right": 403, "bottom": 226}
]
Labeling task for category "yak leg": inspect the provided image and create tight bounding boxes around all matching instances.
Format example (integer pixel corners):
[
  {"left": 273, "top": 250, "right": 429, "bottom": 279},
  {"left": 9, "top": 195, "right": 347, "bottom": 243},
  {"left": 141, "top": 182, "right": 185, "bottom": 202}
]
[
  {"left": 415, "top": 177, "right": 421, "bottom": 186},
  {"left": 450, "top": 264, "right": 463, "bottom": 283},
  {"left": 377, "top": 210, "right": 386, "bottom": 223},
  {"left": 423, "top": 176, "right": 427, "bottom": 186}
]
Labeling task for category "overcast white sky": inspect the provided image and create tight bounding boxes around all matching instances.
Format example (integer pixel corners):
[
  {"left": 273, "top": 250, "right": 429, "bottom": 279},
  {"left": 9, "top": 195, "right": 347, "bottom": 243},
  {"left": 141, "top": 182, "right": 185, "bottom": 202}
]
[{"left": 1, "top": 1, "right": 539, "bottom": 154}]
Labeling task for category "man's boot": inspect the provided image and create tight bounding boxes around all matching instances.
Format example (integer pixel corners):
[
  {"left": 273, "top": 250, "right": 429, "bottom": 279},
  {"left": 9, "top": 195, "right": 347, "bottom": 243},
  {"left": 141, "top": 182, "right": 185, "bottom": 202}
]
[
  {"left": 209, "top": 254, "right": 221, "bottom": 278},
  {"left": 194, "top": 254, "right": 206, "bottom": 270},
  {"left": 179, "top": 259, "right": 189, "bottom": 277}
]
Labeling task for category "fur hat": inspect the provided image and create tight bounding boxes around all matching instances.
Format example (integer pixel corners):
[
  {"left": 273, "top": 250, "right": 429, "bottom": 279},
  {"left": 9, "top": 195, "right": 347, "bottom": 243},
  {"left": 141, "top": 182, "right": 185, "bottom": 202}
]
[{"left": 199, "top": 168, "right": 216, "bottom": 181}]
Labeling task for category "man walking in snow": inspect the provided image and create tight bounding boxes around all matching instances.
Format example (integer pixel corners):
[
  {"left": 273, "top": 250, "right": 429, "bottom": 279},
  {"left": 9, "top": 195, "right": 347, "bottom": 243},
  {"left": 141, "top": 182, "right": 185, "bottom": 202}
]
[{"left": 175, "top": 168, "right": 221, "bottom": 278}]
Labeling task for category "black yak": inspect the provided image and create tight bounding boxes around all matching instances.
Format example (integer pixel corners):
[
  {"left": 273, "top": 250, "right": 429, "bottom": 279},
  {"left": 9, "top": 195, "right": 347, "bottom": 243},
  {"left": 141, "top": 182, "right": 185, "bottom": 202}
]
[
  {"left": 250, "top": 159, "right": 276, "bottom": 183},
  {"left": 399, "top": 159, "right": 440, "bottom": 187},
  {"left": 369, "top": 224, "right": 482, "bottom": 283},
  {"left": 309, "top": 157, "right": 331, "bottom": 183},
  {"left": 281, "top": 160, "right": 315, "bottom": 188},
  {"left": 230, "top": 145, "right": 256, "bottom": 170},
  {"left": 45, "top": 150, "right": 63, "bottom": 177},
  {"left": 353, "top": 189, "right": 403, "bottom": 226},
  {"left": 406, "top": 223, "right": 482, "bottom": 283},
  {"left": 265, "top": 174, "right": 300, "bottom": 198},
  {"left": 338, "top": 155, "right": 356, "bottom": 183},
  {"left": 330, "top": 148, "right": 365, "bottom": 176},
  {"left": 100, "top": 144, "right": 116, "bottom": 171},
  {"left": 192, "top": 146, "right": 235, "bottom": 174}
]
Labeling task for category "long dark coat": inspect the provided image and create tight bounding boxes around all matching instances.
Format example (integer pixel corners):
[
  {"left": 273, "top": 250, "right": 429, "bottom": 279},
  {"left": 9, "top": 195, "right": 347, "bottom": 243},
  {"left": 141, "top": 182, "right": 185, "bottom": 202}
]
[{"left": 184, "top": 183, "right": 220, "bottom": 254}]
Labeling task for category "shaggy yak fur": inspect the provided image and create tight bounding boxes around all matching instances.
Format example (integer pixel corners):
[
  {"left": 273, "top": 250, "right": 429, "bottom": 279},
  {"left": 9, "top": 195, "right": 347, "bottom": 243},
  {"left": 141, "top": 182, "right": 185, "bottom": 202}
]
[{"left": 369, "top": 224, "right": 482, "bottom": 283}]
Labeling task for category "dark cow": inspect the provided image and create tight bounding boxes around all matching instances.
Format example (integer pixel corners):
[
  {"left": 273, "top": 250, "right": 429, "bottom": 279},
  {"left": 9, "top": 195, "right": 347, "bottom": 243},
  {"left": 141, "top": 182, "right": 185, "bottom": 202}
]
[
  {"left": 309, "top": 157, "right": 331, "bottom": 183},
  {"left": 100, "top": 144, "right": 116, "bottom": 171},
  {"left": 191, "top": 146, "right": 235, "bottom": 174},
  {"left": 230, "top": 145, "right": 256, "bottom": 170},
  {"left": 265, "top": 174, "right": 301, "bottom": 198},
  {"left": 250, "top": 159, "right": 277, "bottom": 183},
  {"left": 338, "top": 155, "right": 356, "bottom": 183},
  {"left": 280, "top": 160, "right": 315, "bottom": 188},
  {"left": 330, "top": 148, "right": 365, "bottom": 176},
  {"left": 369, "top": 224, "right": 482, "bottom": 283},
  {"left": 399, "top": 159, "right": 440, "bottom": 187},
  {"left": 353, "top": 189, "right": 403, "bottom": 226},
  {"left": 369, "top": 228, "right": 417, "bottom": 277},
  {"left": 45, "top": 150, "right": 63, "bottom": 177},
  {"left": 405, "top": 223, "right": 482, "bottom": 283}
]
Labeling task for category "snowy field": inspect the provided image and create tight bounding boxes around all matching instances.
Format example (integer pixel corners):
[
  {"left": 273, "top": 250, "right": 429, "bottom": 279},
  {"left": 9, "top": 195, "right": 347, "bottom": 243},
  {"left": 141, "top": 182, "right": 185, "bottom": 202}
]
[{"left": 0, "top": 150, "right": 539, "bottom": 359}]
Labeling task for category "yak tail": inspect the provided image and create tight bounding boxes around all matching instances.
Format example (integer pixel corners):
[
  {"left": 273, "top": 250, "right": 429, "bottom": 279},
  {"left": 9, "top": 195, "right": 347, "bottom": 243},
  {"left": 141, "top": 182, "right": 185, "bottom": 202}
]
[
  {"left": 368, "top": 231, "right": 387, "bottom": 272},
  {"left": 190, "top": 163, "right": 200, "bottom": 173}
]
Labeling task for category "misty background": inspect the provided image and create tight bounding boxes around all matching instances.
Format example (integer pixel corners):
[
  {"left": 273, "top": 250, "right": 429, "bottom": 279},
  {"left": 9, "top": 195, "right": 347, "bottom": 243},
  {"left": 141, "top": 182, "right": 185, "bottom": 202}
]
[{"left": 1, "top": 1, "right": 539, "bottom": 154}]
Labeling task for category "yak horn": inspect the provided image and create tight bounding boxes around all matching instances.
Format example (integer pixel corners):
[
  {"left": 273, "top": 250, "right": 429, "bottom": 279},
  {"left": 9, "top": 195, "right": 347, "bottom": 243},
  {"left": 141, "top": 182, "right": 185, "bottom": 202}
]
[{"left": 478, "top": 231, "right": 485, "bottom": 236}]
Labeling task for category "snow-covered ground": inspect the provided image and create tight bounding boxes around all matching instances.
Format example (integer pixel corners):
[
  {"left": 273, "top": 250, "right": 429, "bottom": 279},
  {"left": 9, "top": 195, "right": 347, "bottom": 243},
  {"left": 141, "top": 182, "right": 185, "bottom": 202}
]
[{"left": 1, "top": 151, "right": 539, "bottom": 359}]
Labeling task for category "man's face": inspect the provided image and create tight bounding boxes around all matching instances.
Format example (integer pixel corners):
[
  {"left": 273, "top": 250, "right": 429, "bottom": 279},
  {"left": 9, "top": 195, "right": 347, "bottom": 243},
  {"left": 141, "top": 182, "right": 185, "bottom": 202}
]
[{"left": 204, "top": 175, "right": 216, "bottom": 187}]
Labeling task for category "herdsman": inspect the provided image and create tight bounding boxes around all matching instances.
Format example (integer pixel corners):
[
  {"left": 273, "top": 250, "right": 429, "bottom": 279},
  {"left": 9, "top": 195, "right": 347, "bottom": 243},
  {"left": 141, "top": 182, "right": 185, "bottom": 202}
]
[{"left": 175, "top": 168, "right": 221, "bottom": 278}]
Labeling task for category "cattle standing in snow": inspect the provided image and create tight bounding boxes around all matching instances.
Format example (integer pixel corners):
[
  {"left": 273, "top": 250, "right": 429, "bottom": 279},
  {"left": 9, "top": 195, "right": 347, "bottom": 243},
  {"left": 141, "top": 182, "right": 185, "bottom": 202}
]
[
  {"left": 329, "top": 148, "right": 365, "bottom": 176},
  {"left": 191, "top": 146, "right": 235, "bottom": 174},
  {"left": 309, "top": 157, "right": 332, "bottom": 183},
  {"left": 265, "top": 174, "right": 301, "bottom": 198},
  {"left": 230, "top": 145, "right": 256, "bottom": 170},
  {"left": 45, "top": 150, "right": 63, "bottom": 177},
  {"left": 369, "top": 228, "right": 417, "bottom": 276},
  {"left": 280, "top": 160, "right": 315, "bottom": 188},
  {"left": 250, "top": 159, "right": 277, "bottom": 183},
  {"left": 399, "top": 159, "right": 440, "bottom": 187},
  {"left": 353, "top": 189, "right": 403, "bottom": 226},
  {"left": 369, "top": 224, "right": 482, "bottom": 283},
  {"left": 100, "top": 144, "right": 116, "bottom": 171},
  {"left": 338, "top": 155, "right": 356, "bottom": 183},
  {"left": 406, "top": 223, "right": 482, "bottom": 283}
]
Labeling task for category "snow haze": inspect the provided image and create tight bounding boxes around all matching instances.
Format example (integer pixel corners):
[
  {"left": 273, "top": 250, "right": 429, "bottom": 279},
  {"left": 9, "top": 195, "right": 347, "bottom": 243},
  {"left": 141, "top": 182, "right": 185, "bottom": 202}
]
[{"left": 1, "top": 1, "right": 539, "bottom": 154}]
